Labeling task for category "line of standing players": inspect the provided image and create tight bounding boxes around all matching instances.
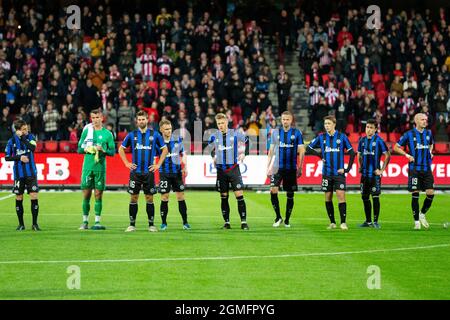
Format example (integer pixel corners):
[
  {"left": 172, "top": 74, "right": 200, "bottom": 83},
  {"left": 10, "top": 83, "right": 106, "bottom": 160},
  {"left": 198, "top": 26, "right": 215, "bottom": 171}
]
[{"left": 5, "top": 110, "right": 436, "bottom": 231}]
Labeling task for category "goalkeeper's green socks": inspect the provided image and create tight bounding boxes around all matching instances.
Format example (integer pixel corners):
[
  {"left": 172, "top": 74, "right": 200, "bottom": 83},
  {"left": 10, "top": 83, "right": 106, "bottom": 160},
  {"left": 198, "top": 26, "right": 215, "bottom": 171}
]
[
  {"left": 82, "top": 199, "right": 90, "bottom": 224},
  {"left": 94, "top": 199, "right": 102, "bottom": 218}
]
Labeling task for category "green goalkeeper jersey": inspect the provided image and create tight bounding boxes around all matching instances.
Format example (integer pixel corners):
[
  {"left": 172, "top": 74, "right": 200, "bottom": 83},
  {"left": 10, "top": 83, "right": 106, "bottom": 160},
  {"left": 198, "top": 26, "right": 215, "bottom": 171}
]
[{"left": 77, "top": 127, "right": 116, "bottom": 172}]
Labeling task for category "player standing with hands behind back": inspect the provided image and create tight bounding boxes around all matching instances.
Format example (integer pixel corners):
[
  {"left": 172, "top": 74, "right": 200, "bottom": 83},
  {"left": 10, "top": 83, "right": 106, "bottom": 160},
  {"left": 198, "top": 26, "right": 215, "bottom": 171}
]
[
  {"left": 266, "top": 111, "right": 305, "bottom": 228},
  {"left": 394, "top": 113, "right": 435, "bottom": 230},
  {"left": 357, "top": 119, "right": 391, "bottom": 228},
  {"left": 118, "top": 111, "right": 168, "bottom": 232},
  {"left": 307, "top": 116, "right": 356, "bottom": 230},
  {"left": 5, "top": 120, "right": 40, "bottom": 231},
  {"left": 209, "top": 113, "right": 249, "bottom": 230}
]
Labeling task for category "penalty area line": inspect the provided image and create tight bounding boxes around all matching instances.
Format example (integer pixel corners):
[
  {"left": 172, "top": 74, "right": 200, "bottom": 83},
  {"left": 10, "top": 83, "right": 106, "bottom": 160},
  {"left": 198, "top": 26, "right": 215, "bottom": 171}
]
[{"left": 0, "top": 243, "right": 448, "bottom": 265}]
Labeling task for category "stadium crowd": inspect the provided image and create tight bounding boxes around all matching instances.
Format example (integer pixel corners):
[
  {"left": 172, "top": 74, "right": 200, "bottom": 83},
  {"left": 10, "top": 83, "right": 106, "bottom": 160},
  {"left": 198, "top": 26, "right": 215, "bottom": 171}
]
[{"left": 0, "top": 1, "right": 449, "bottom": 152}]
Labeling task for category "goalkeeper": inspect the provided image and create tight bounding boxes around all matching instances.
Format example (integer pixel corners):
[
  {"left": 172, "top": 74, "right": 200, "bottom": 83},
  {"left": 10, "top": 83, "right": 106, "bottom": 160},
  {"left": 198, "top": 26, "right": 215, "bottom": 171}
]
[{"left": 77, "top": 109, "right": 116, "bottom": 230}]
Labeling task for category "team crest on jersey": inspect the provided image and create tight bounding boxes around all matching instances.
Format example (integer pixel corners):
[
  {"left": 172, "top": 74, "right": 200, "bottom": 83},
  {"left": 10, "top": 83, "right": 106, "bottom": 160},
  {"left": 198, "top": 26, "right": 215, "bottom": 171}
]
[
  {"left": 336, "top": 139, "right": 341, "bottom": 144},
  {"left": 372, "top": 187, "right": 376, "bottom": 192},
  {"left": 340, "top": 184, "right": 344, "bottom": 189},
  {"left": 426, "top": 136, "right": 430, "bottom": 140},
  {"left": 180, "top": 185, "right": 185, "bottom": 191},
  {"left": 174, "top": 143, "right": 179, "bottom": 148},
  {"left": 134, "top": 137, "right": 138, "bottom": 140},
  {"left": 32, "top": 186, "right": 37, "bottom": 191},
  {"left": 291, "top": 135, "right": 295, "bottom": 140},
  {"left": 99, "top": 135, "right": 103, "bottom": 139},
  {"left": 236, "top": 183, "right": 241, "bottom": 189},
  {"left": 230, "top": 136, "right": 234, "bottom": 141},
  {"left": 150, "top": 136, "right": 154, "bottom": 141},
  {"left": 372, "top": 142, "right": 376, "bottom": 147}
]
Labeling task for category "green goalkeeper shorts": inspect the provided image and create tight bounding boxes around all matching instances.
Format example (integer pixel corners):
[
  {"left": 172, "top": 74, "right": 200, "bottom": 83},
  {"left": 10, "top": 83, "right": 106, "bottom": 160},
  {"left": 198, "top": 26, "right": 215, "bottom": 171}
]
[{"left": 81, "top": 170, "right": 106, "bottom": 190}]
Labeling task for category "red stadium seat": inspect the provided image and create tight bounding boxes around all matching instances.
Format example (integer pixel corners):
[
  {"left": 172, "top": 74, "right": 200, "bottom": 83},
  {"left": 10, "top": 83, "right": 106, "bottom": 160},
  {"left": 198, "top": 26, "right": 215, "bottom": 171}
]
[
  {"left": 434, "top": 143, "right": 449, "bottom": 154},
  {"left": 117, "top": 131, "right": 128, "bottom": 142},
  {"left": 349, "top": 133, "right": 360, "bottom": 143},
  {"left": 378, "top": 132, "right": 388, "bottom": 142},
  {"left": 136, "top": 43, "right": 144, "bottom": 57},
  {"left": 35, "top": 141, "right": 44, "bottom": 153},
  {"left": 346, "top": 123, "right": 355, "bottom": 133},
  {"left": 44, "top": 141, "right": 58, "bottom": 153},
  {"left": 372, "top": 73, "right": 383, "bottom": 84},
  {"left": 389, "top": 132, "right": 401, "bottom": 143},
  {"left": 322, "top": 74, "right": 330, "bottom": 86}
]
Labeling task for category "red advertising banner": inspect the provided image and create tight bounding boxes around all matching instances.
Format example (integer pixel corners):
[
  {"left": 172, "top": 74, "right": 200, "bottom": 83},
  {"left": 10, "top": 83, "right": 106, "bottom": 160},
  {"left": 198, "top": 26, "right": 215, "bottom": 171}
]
[{"left": 1, "top": 153, "right": 450, "bottom": 186}]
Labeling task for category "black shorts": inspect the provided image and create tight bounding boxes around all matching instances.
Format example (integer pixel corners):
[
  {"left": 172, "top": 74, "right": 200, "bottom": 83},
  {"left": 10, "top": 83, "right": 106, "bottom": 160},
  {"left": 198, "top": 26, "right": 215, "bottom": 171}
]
[
  {"left": 321, "top": 175, "right": 346, "bottom": 192},
  {"left": 159, "top": 172, "right": 185, "bottom": 193},
  {"left": 360, "top": 176, "right": 382, "bottom": 195},
  {"left": 13, "top": 176, "right": 39, "bottom": 195},
  {"left": 270, "top": 169, "right": 298, "bottom": 192},
  {"left": 128, "top": 172, "right": 157, "bottom": 195},
  {"left": 408, "top": 170, "right": 434, "bottom": 192},
  {"left": 216, "top": 166, "right": 244, "bottom": 193}
]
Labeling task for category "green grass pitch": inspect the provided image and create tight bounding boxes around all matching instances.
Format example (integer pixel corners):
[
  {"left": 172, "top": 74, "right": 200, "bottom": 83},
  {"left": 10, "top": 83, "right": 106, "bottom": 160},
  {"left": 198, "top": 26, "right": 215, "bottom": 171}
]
[{"left": 0, "top": 191, "right": 449, "bottom": 300}]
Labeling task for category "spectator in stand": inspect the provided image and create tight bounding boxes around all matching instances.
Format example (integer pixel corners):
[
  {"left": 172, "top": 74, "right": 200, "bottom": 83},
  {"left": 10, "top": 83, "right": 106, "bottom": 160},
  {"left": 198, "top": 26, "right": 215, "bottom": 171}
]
[
  {"left": 42, "top": 101, "right": 60, "bottom": 141},
  {"left": 89, "top": 32, "right": 104, "bottom": 61},
  {"left": 117, "top": 99, "right": 135, "bottom": 132},
  {"left": 104, "top": 102, "right": 117, "bottom": 132},
  {"left": 59, "top": 104, "right": 74, "bottom": 140},
  {"left": 334, "top": 93, "right": 349, "bottom": 132},
  {"left": 313, "top": 97, "right": 330, "bottom": 134},
  {"left": 436, "top": 114, "right": 449, "bottom": 142},
  {"left": 386, "top": 101, "right": 401, "bottom": 133},
  {"left": 0, "top": 107, "right": 13, "bottom": 148},
  {"left": 140, "top": 46, "right": 156, "bottom": 82},
  {"left": 275, "top": 65, "right": 292, "bottom": 115}
]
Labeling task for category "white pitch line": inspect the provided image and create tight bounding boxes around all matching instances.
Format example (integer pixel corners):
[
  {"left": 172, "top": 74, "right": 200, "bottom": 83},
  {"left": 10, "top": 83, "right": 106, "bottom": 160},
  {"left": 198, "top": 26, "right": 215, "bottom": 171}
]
[
  {"left": 0, "top": 194, "right": 15, "bottom": 201},
  {"left": 0, "top": 243, "right": 448, "bottom": 265}
]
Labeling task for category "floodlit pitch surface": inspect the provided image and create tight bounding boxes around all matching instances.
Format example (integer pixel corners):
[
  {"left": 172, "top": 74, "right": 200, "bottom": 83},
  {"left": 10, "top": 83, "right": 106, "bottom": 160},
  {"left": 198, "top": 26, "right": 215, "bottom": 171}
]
[{"left": 0, "top": 191, "right": 448, "bottom": 299}]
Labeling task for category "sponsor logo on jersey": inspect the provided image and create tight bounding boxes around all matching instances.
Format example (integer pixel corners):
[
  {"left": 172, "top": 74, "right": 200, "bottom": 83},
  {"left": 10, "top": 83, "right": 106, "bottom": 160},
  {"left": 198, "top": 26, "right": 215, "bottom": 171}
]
[
  {"left": 135, "top": 144, "right": 152, "bottom": 150},
  {"left": 416, "top": 143, "right": 429, "bottom": 150},
  {"left": 280, "top": 142, "right": 294, "bottom": 148},
  {"left": 218, "top": 145, "right": 233, "bottom": 151},
  {"left": 363, "top": 150, "right": 376, "bottom": 156},
  {"left": 325, "top": 147, "right": 340, "bottom": 152}
]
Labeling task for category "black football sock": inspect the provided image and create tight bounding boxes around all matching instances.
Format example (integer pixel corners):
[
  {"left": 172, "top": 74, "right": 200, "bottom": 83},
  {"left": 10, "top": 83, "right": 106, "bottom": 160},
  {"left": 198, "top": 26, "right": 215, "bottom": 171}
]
[
  {"left": 338, "top": 202, "right": 347, "bottom": 224},
  {"left": 221, "top": 195, "right": 230, "bottom": 223},
  {"left": 236, "top": 196, "right": 247, "bottom": 222},
  {"left": 421, "top": 194, "right": 434, "bottom": 214},
  {"left": 412, "top": 193, "right": 420, "bottom": 221},
  {"left": 16, "top": 200, "right": 24, "bottom": 226},
  {"left": 325, "top": 201, "right": 336, "bottom": 224},
  {"left": 285, "top": 192, "right": 294, "bottom": 224},
  {"left": 31, "top": 199, "right": 39, "bottom": 225},
  {"left": 372, "top": 195, "right": 380, "bottom": 223},
  {"left": 270, "top": 192, "right": 281, "bottom": 220},
  {"left": 160, "top": 200, "right": 169, "bottom": 225},
  {"left": 362, "top": 195, "right": 372, "bottom": 223},
  {"left": 146, "top": 202, "right": 155, "bottom": 226},
  {"left": 178, "top": 200, "right": 188, "bottom": 224},
  {"left": 129, "top": 202, "right": 138, "bottom": 226}
]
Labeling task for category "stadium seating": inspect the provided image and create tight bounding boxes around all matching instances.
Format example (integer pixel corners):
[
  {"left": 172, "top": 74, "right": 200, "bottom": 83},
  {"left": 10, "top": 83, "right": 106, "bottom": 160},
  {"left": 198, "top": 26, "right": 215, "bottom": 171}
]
[
  {"left": 389, "top": 132, "right": 401, "bottom": 143},
  {"left": 378, "top": 132, "right": 388, "bottom": 142},
  {"left": 117, "top": 131, "right": 128, "bottom": 142},
  {"left": 434, "top": 143, "right": 449, "bottom": 154},
  {"left": 59, "top": 141, "right": 77, "bottom": 153},
  {"left": 35, "top": 141, "right": 44, "bottom": 153},
  {"left": 44, "top": 141, "right": 58, "bottom": 152},
  {"left": 349, "top": 133, "right": 360, "bottom": 143}
]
